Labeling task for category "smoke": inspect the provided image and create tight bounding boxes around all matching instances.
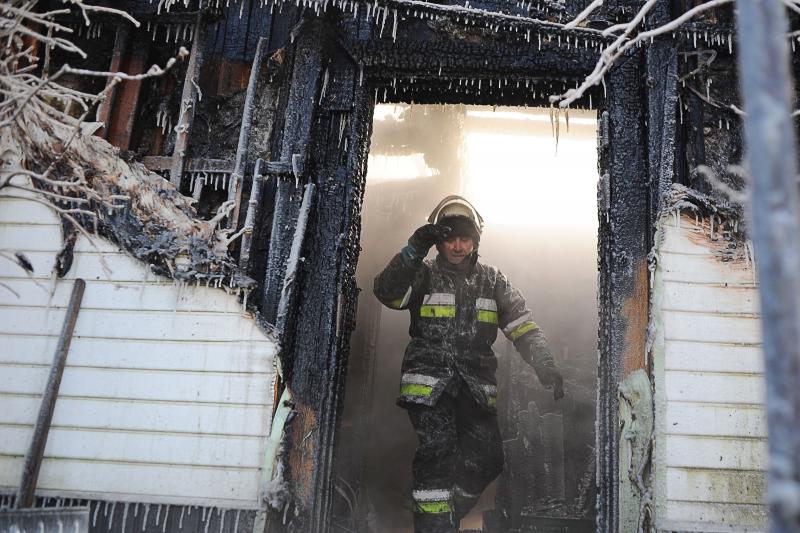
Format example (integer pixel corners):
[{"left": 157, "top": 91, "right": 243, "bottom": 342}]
[{"left": 333, "top": 105, "right": 598, "bottom": 533}]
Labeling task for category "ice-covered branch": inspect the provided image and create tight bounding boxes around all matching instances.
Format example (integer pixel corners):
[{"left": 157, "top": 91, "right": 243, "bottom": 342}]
[
  {"left": 0, "top": 1, "right": 253, "bottom": 287},
  {"left": 553, "top": 0, "right": 734, "bottom": 107}
]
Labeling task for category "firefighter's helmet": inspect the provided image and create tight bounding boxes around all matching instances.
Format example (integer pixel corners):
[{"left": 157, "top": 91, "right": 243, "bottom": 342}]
[{"left": 427, "top": 195, "right": 484, "bottom": 241}]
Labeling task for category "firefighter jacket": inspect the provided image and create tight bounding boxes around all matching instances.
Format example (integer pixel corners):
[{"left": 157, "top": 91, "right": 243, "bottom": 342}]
[{"left": 374, "top": 250, "right": 554, "bottom": 411}]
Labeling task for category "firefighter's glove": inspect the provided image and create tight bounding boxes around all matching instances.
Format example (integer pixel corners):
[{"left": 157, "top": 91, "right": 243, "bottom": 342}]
[
  {"left": 538, "top": 365, "right": 564, "bottom": 401},
  {"left": 525, "top": 332, "right": 564, "bottom": 401},
  {"left": 403, "top": 223, "right": 450, "bottom": 261}
]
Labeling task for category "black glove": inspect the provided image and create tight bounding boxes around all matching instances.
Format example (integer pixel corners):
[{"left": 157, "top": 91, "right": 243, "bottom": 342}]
[
  {"left": 538, "top": 366, "right": 564, "bottom": 401},
  {"left": 525, "top": 333, "right": 564, "bottom": 401},
  {"left": 407, "top": 223, "right": 450, "bottom": 257}
]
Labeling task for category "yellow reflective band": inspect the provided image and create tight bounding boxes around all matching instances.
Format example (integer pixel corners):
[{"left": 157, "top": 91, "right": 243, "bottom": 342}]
[
  {"left": 388, "top": 298, "right": 404, "bottom": 309},
  {"left": 477, "top": 310, "right": 498, "bottom": 324},
  {"left": 401, "top": 383, "right": 433, "bottom": 397},
  {"left": 510, "top": 321, "right": 539, "bottom": 341},
  {"left": 416, "top": 501, "right": 452, "bottom": 514},
  {"left": 420, "top": 305, "right": 456, "bottom": 318},
  {"left": 488, "top": 396, "right": 497, "bottom": 407}
]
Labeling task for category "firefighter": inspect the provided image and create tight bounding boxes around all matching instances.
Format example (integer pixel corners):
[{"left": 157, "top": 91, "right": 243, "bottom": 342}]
[{"left": 373, "top": 195, "right": 564, "bottom": 533}]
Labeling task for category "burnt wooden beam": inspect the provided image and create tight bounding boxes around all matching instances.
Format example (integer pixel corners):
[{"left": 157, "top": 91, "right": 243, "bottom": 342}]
[
  {"left": 170, "top": 12, "right": 207, "bottom": 189},
  {"left": 596, "top": 48, "right": 649, "bottom": 533},
  {"left": 15, "top": 280, "right": 85, "bottom": 508},
  {"left": 105, "top": 31, "right": 150, "bottom": 151},
  {"left": 263, "top": 160, "right": 294, "bottom": 176},
  {"left": 142, "top": 156, "right": 232, "bottom": 173},
  {"left": 275, "top": 182, "right": 316, "bottom": 342},
  {"left": 96, "top": 24, "right": 132, "bottom": 139},
  {"left": 229, "top": 36, "right": 271, "bottom": 229},
  {"left": 276, "top": 40, "right": 375, "bottom": 533},
  {"left": 239, "top": 159, "right": 266, "bottom": 272},
  {"left": 262, "top": 20, "right": 325, "bottom": 324},
  {"left": 646, "top": 13, "right": 678, "bottom": 246}
]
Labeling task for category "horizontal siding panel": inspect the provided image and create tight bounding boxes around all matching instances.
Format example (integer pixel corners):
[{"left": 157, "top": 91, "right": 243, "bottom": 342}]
[
  {"left": 0, "top": 366, "right": 271, "bottom": 405},
  {"left": 0, "top": 278, "right": 245, "bottom": 313},
  {"left": 663, "top": 501, "right": 766, "bottom": 530},
  {"left": 0, "top": 191, "right": 274, "bottom": 506},
  {"left": 664, "top": 341, "right": 763, "bottom": 374},
  {"left": 666, "top": 402, "right": 766, "bottom": 438},
  {"left": 0, "top": 395, "right": 271, "bottom": 436},
  {"left": 665, "top": 371, "right": 765, "bottom": 405},
  {"left": 662, "top": 310, "right": 761, "bottom": 345},
  {"left": 0, "top": 198, "right": 62, "bottom": 224},
  {"left": 0, "top": 251, "right": 145, "bottom": 282},
  {"left": 665, "top": 435, "right": 767, "bottom": 470},
  {"left": 2, "top": 336, "right": 274, "bottom": 373},
  {"left": 1, "top": 230, "right": 119, "bottom": 256},
  {"left": 0, "top": 224, "right": 65, "bottom": 252},
  {"left": 662, "top": 281, "right": 759, "bottom": 315},
  {"left": 0, "top": 456, "right": 260, "bottom": 507},
  {"left": 660, "top": 221, "right": 748, "bottom": 256},
  {"left": 0, "top": 426, "right": 262, "bottom": 469},
  {"left": 0, "top": 307, "right": 263, "bottom": 342},
  {"left": 666, "top": 468, "right": 765, "bottom": 505},
  {"left": 659, "top": 252, "right": 756, "bottom": 286}
]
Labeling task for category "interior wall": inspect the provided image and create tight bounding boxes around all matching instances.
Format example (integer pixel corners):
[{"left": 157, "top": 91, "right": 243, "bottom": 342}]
[{"left": 334, "top": 105, "right": 598, "bottom": 533}]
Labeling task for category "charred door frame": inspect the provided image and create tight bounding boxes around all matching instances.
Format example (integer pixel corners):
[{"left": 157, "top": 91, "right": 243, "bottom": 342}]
[{"left": 267, "top": 12, "right": 668, "bottom": 533}]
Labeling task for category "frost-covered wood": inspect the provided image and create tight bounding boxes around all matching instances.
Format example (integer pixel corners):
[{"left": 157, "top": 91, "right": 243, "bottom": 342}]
[{"left": 0, "top": 189, "right": 278, "bottom": 508}]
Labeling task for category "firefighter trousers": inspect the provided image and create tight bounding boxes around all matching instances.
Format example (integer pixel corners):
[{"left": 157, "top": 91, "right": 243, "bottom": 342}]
[{"left": 406, "top": 382, "right": 504, "bottom": 533}]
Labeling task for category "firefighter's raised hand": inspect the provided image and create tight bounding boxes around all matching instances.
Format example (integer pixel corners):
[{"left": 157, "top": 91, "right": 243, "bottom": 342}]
[{"left": 408, "top": 223, "right": 450, "bottom": 257}]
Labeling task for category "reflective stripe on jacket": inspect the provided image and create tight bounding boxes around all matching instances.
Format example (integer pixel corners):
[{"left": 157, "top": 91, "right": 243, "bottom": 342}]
[{"left": 374, "top": 251, "right": 543, "bottom": 410}]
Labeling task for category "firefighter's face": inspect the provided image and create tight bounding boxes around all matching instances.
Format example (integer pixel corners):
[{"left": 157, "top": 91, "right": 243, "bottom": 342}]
[{"left": 439, "top": 235, "right": 475, "bottom": 264}]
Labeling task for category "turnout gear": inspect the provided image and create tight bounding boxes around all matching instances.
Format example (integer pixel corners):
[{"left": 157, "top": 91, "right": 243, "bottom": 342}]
[
  {"left": 374, "top": 214, "right": 563, "bottom": 532},
  {"left": 407, "top": 381, "right": 504, "bottom": 533},
  {"left": 374, "top": 252, "right": 560, "bottom": 411}
]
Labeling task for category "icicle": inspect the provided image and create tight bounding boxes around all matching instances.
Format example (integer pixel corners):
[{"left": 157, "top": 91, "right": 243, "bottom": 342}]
[
  {"left": 203, "top": 509, "right": 213, "bottom": 533},
  {"left": 391, "top": 9, "right": 398, "bottom": 42},
  {"left": 179, "top": 507, "right": 186, "bottom": 529},
  {"left": 121, "top": 504, "right": 129, "bottom": 533},
  {"left": 218, "top": 510, "right": 226, "bottom": 533},
  {"left": 142, "top": 504, "right": 151, "bottom": 531},
  {"left": 93, "top": 504, "right": 101, "bottom": 528},
  {"left": 108, "top": 502, "right": 117, "bottom": 530},
  {"left": 162, "top": 505, "right": 171, "bottom": 533},
  {"left": 380, "top": 6, "right": 389, "bottom": 37}
]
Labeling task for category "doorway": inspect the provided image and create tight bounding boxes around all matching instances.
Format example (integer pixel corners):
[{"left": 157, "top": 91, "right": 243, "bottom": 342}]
[{"left": 333, "top": 104, "right": 598, "bottom": 532}]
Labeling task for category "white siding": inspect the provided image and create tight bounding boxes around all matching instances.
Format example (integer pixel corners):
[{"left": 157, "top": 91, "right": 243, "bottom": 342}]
[
  {"left": 652, "top": 213, "right": 767, "bottom": 532},
  {"left": 0, "top": 189, "right": 278, "bottom": 509}
]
